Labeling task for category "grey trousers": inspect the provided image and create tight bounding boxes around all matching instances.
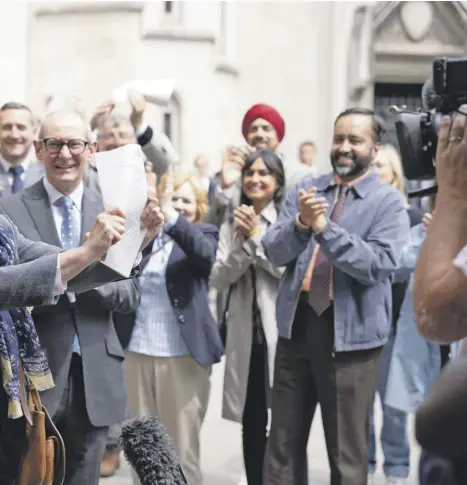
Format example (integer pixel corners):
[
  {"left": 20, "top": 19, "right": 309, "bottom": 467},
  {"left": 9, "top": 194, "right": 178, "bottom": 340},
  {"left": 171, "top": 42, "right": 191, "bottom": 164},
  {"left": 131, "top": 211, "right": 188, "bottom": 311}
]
[
  {"left": 106, "top": 422, "right": 122, "bottom": 450},
  {"left": 264, "top": 301, "right": 383, "bottom": 485},
  {"left": 54, "top": 354, "right": 109, "bottom": 485}
]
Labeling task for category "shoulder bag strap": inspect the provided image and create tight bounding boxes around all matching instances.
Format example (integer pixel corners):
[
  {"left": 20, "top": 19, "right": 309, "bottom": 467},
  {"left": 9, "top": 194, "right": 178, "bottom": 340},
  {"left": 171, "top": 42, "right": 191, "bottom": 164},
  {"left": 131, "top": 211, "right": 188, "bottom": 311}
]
[
  {"left": 249, "top": 266, "right": 265, "bottom": 344},
  {"left": 18, "top": 362, "right": 33, "bottom": 425},
  {"left": 221, "top": 284, "right": 234, "bottom": 326}
]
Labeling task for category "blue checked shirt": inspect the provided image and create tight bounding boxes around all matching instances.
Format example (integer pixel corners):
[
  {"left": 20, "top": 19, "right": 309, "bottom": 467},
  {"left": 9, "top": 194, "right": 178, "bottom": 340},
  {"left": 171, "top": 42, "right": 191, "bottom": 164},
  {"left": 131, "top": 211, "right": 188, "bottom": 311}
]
[{"left": 128, "top": 228, "right": 189, "bottom": 358}]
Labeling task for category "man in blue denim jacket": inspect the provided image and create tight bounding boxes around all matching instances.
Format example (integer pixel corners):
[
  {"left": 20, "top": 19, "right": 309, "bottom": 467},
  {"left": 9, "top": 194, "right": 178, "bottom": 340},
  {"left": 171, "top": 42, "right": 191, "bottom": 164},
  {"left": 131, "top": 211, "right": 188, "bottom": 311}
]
[{"left": 261, "top": 108, "right": 410, "bottom": 485}]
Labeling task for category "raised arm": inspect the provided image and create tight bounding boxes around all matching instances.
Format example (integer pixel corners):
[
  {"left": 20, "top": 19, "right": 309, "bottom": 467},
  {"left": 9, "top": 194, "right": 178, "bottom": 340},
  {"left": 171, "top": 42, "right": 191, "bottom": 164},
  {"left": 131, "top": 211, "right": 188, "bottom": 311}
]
[
  {"left": 414, "top": 111, "right": 467, "bottom": 343},
  {"left": 76, "top": 278, "right": 140, "bottom": 314},
  {"left": 0, "top": 216, "right": 84, "bottom": 309},
  {"left": 139, "top": 127, "right": 179, "bottom": 179},
  {"left": 0, "top": 206, "right": 134, "bottom": 310},
  {"left": 165, "top": 214, "right": 219, "bottom": 277}
]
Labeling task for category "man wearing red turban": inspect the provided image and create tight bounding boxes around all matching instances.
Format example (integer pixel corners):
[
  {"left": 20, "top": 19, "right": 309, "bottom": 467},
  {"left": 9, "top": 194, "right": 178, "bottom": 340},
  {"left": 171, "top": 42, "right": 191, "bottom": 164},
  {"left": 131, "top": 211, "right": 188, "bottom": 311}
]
[
  {"left": 241, "top": 103, "right": 286, "bottom": 147},
  {"left": 206, "top": 103, "right": 313, "bottom": 226}
]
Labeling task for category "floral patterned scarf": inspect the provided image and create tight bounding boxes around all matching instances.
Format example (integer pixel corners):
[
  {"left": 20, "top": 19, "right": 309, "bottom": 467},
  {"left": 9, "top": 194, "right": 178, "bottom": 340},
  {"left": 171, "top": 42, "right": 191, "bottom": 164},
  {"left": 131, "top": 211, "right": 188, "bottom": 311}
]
[{"left": 0, "top": 227, "right": 54, "bottom": 418}]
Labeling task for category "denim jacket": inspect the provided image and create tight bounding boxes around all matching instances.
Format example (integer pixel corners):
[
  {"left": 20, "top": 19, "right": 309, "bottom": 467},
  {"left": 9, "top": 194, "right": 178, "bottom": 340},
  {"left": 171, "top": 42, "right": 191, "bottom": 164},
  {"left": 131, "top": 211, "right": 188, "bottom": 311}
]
[{"left": 261, "top": 171, "right": 410, "bottom": 351}]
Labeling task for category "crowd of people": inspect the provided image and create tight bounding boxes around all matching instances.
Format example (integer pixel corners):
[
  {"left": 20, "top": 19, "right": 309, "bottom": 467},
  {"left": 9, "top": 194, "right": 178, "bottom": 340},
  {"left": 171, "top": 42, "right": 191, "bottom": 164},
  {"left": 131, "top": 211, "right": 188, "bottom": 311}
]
[{"left": 0, "top": 90, "right": 464, "bottom": 485}]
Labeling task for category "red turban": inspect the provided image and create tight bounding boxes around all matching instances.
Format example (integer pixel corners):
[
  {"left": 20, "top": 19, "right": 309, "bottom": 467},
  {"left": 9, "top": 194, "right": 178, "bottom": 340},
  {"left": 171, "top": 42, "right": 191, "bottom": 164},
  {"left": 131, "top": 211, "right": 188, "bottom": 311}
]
[{"left": 241, "top": 103, "right": 286, "bottom": 142}]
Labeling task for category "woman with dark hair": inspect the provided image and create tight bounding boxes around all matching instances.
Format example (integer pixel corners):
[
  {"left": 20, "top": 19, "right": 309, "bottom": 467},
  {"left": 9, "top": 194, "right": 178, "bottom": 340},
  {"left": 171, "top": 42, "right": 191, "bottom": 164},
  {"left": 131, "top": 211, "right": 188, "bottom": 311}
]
[{"left": 210, "top": 150, "right": 285, "bottom": 485}]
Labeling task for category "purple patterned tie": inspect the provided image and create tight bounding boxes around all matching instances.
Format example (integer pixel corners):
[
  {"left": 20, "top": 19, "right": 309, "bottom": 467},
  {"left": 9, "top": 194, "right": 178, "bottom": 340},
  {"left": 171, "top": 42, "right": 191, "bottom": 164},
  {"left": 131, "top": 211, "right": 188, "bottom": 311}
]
[{"left": 307, "top": 185, "right": 349, "bottom": 315}]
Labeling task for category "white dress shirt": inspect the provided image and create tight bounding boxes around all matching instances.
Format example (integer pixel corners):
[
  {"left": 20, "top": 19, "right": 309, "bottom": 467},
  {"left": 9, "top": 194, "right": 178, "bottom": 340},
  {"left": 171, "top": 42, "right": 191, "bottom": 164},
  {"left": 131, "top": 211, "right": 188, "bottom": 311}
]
[
  {"left": 43, "top": 178, "right": 84, "bottom": 306},
  {"left": 128, "top": 212, "right": 189, "bottom": 357},
  {"left": 42, "top": 177, "right": 83, "bottom": 239}
]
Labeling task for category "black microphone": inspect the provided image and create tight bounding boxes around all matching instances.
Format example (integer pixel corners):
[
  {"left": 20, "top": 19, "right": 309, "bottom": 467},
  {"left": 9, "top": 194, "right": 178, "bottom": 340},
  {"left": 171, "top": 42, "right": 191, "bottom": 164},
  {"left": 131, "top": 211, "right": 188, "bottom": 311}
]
[{"left": 120, "top": 416, "right": 188, "bottom": 485}]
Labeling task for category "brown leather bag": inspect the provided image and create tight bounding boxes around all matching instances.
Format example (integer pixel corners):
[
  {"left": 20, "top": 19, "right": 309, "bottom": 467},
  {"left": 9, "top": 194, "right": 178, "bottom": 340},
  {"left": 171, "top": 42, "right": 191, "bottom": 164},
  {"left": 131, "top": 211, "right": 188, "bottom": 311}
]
[{"left": 16, "top": 365, "right": 65, "bottom": 485}]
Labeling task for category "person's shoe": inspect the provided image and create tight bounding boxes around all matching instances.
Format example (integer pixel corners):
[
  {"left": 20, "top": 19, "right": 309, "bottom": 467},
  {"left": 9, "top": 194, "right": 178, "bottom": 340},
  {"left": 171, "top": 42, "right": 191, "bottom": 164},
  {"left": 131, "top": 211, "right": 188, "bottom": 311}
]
[
  {"left": 386, "top": 477, "right": 407, "bottom": 485},
  {"left": 100, "top": 448, "right": 121, "bottom": 478}
]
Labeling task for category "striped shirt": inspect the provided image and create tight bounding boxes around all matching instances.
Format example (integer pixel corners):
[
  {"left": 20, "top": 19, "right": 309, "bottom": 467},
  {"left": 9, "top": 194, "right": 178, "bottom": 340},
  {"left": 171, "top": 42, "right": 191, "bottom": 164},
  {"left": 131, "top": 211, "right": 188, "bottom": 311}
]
[{"left": 127, "top": 232, "right": 189, "bottom": 357}]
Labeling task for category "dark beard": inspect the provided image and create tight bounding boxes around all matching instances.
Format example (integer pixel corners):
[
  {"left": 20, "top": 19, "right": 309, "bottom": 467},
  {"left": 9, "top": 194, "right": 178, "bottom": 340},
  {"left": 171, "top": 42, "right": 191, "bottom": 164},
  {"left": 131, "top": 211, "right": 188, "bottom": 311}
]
[{"left": 330, "top": 152, "right": 372, "bottom": 181}]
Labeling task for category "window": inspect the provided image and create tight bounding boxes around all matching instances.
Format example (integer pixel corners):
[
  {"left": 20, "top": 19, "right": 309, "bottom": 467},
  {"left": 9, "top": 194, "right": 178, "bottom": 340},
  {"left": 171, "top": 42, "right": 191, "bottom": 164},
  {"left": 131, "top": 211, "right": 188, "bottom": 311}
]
[
  {"left": 217, "top": 1, "right": 236, "bottom": 63},
  {"left": 164, "top": 112, "right": 172, "bottom": 141},
  {"left": 374, "top": 83, "right": 423, "bottom": 147},
  {"left": 162, "top": 98, "right": 181, "bottom": 156}
]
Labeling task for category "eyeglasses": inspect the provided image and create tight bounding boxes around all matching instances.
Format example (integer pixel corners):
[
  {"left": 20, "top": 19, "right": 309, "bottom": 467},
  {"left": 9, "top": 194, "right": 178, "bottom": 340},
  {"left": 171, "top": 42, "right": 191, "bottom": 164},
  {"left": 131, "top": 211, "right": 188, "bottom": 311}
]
[{"left": 41, "top": 138, "right": 89, "bottom": 155}]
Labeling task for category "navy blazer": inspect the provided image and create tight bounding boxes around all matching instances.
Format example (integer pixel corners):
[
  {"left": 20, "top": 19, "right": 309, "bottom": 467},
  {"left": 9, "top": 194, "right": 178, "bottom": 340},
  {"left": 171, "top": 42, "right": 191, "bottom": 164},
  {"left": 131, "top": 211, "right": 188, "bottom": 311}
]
[{"left": 121, "top": 214, "right": 224, "bottom": 368}]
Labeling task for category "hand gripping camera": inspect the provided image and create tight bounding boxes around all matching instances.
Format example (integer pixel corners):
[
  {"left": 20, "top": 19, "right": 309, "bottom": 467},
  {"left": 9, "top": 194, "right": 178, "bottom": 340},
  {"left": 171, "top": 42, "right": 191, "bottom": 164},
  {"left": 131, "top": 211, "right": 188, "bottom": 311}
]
[{"left": 392, "top": 57, "right": 467, "bottom": 184}]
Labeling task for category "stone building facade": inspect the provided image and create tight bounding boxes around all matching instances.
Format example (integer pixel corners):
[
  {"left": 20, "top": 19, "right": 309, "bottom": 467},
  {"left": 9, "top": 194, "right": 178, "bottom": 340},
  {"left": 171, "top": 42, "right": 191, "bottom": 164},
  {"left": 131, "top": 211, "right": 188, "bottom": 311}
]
[{"left": 0, "top": 1, "right": 466, "bottom": 173}]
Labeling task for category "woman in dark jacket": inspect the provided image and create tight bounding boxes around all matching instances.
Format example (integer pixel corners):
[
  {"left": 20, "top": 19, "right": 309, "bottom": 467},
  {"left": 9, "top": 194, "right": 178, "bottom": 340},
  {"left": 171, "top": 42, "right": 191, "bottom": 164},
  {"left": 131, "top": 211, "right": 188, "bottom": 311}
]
[{"left": 124, "top": 170, "right": 223, "bottom": 485}]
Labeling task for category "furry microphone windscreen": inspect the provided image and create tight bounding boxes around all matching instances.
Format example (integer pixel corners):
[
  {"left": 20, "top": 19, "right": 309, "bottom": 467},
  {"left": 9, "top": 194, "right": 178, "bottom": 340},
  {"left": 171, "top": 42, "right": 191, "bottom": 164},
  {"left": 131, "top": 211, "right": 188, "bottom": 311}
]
[{"left": 120, "top": 416, "right": 188, "bottom": 485}]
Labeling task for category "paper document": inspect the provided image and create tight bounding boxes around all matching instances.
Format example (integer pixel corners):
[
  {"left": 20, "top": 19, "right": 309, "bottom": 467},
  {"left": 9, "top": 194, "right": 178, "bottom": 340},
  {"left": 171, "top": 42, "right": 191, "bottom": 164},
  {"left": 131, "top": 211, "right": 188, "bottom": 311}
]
[
  {"left": 112, "top": 78, "right": 176, "bottom": 107},
  {"left": 94, "top": 144, "right": 148, "bottom": 278}
]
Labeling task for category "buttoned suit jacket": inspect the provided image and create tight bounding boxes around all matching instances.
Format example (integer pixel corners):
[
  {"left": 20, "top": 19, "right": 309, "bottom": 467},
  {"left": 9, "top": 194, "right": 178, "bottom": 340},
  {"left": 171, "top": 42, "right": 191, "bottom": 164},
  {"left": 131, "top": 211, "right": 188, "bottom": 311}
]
[
  {"left": 0, "top": 181, "right": 140, "bottom": 427},
  {"left": 119, "top": 215, "right": 224, "bottom": 368}
]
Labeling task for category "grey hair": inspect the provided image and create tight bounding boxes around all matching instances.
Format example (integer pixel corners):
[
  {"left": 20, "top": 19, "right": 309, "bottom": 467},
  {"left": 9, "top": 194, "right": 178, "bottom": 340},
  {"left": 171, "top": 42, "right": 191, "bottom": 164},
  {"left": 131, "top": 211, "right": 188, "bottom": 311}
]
[
  {"left": 37, "top": 109, "right": 93, "bottom": 140},
  {"left": 96, "top": 113, "right": 134, "bottom": 137}
]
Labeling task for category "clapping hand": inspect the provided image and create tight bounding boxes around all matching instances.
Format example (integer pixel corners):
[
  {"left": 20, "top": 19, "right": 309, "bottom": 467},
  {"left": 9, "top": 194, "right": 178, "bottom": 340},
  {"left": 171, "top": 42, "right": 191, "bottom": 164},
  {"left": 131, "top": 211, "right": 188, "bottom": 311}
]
[
  {"left": 234, "top": 204, "right": 260, "bottom": 238},
  {"left": 220, "top": 146, "right": 254, "bottom": 189},
  {"left": 298, "top": 187, "right": 329, "bottom": 232}
]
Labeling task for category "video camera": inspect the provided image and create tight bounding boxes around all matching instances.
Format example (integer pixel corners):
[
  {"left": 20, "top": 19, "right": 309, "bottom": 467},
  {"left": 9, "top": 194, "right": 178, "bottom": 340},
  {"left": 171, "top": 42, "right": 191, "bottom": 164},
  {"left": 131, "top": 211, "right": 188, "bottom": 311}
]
[{"left": 392, "top": 57, "right": 467, "bottom": 182}]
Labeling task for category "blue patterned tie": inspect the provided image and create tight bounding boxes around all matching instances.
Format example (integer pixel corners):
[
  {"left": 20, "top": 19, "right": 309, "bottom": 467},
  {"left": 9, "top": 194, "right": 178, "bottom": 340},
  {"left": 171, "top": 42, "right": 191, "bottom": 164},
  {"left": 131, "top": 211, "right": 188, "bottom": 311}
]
[
  {"left": 57, "top": 196, "right": 81, "bottom": 354},
  {"left": 9, "top": 165, "right": 24, "bottom": 194},
  {"left": 308, "top": 185, "right": 349, "bottom": 315}
]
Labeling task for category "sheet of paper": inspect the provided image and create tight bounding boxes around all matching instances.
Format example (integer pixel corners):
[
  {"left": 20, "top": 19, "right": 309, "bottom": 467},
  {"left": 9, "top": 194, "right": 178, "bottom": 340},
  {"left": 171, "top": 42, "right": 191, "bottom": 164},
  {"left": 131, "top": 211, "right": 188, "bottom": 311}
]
[
  {"left": 112, "top": 78, "right": 176, "bottom": 107},
  {"left": 94, "top": 144, "right": 148, "bottom": 278}
]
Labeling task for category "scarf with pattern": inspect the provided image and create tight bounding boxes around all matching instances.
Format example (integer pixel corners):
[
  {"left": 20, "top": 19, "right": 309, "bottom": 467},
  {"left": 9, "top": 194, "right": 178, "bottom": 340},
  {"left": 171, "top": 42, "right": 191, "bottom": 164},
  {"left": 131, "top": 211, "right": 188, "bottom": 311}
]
[{"left": 0, "top": 226, "right": 54, "bottom": 418}]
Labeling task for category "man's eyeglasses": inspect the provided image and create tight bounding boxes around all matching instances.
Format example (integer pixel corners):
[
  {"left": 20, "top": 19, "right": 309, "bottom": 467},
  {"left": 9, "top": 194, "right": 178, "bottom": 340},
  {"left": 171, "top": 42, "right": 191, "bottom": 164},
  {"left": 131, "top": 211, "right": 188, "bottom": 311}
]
[{"left": 41, "top": 138, "right": 89, "bottom": 155}]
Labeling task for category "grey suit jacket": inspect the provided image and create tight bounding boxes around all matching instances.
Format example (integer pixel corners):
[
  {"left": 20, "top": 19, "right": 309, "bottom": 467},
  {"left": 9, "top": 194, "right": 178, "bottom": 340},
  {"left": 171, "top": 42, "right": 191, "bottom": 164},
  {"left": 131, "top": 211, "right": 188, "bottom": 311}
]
[
  {"left": 0, "top": 160, "right": 45, "bottom": 197},
  {"left": 0, "top": 182, "right": 140, "bottom": 427}
]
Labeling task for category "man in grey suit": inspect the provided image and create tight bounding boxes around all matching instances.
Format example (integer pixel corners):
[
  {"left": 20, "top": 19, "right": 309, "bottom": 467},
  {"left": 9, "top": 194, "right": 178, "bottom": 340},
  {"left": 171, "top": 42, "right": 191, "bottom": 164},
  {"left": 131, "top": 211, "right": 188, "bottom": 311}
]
[
  {"left": 0, "top": 109, "right": 161, "bottom": 485},
  {"left": 0, "top": 102, "right": 45, "bottom": 195},
  {"left": 0, "top": 182, "right": 162, "bottom": 484}
]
